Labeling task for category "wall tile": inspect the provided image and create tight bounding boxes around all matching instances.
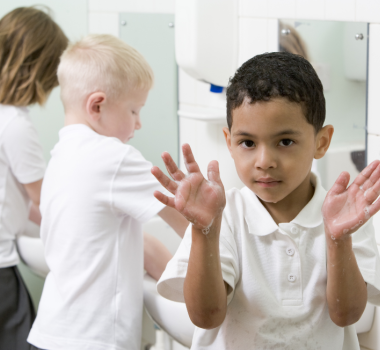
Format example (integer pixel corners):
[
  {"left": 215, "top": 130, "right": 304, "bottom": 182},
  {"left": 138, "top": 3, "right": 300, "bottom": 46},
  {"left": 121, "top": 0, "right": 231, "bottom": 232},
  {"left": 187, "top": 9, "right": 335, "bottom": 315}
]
[
  {"left": 178, "top": 112, "right": 198, "bottom": 172},
  {"left": 133, "top": 0, "right": 156, "bottom": 13},
  {"left": 178, "top": 69, "right": 197, "bottom": 105},
  {"left": 239, "top": 0, "right": 268, "bottom": 18},
  {"left": 367, "top": 134, "right": 380, "bottom": 244},
  {"left": 295, "top": 0, "right": 325, "bottom": 20},
  {"left": 89, "top": 0, "right": 136, "bottom": 12},
  {"left": 267, "top": 19, "right": 279, "bottom": 52},
  {"left": 153, "top": 0, "right": 175, "bottom": 14},
  {"left": 267, "top": 0, "right": 296, "bottom": 19},
  {"left": 88, "top": 13, "right": 119, "bottom": 37},
  {"left": 88, "top": 0, "right": 159, "bottom": 13},
  {"left": 325, "top": 0, "right": 355, "bottom": 21},
  {"left": 238, "top": 18, "right": 268, "bottom": 66},
  {"left": 367, "top": 24, "right": 380, "bottom": 135},
  {"left": 356, "top": 0, "right": 380, "bottom": 23}
]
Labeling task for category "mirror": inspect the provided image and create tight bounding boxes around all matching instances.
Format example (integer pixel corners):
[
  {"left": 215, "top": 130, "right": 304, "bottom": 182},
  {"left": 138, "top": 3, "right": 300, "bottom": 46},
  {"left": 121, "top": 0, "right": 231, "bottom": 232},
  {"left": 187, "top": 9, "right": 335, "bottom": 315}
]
[{"left": 278, "top": 19, "right": 368, "bottom": 190}]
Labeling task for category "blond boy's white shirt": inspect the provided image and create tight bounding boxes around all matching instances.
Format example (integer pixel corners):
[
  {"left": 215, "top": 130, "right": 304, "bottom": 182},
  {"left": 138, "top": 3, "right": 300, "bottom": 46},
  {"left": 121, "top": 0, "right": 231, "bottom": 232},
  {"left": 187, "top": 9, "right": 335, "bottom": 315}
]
[
  {"left": 28, "top": 124, "right": 167, "bottom": 350},
  {"left": 157, "top": 173, "right": 380, "bottom": 350}
]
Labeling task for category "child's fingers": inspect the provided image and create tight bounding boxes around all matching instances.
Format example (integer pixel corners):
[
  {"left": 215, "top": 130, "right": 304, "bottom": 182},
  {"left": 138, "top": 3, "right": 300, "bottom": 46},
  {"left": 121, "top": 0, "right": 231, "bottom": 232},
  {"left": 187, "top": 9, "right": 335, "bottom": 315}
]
[
  {"left": 328, "top": 171, "right": 350, "bottom": 196},
  {"left": 182, "top": 144, "right": 201, "bottom": 174},
  {"left": 153, "top": 190, "right": 176, "bottom": 208},
  {"left": 360, "top": 163, "right": 380, "bottom": 192},
  {"left": 161, "top": 152, "right": 186, "bottom": 181},
  {"left": 363, "top": 176, "right": 380, "bottom": 204},
  {"left": 151, "top": 166, "right": 178, "bottom": 195},
  {"left": 353, "top": 160, "right": 380, "bottom": 189},
  {"left": 207, "top": 160, "right": 222, "bottom": 186}
]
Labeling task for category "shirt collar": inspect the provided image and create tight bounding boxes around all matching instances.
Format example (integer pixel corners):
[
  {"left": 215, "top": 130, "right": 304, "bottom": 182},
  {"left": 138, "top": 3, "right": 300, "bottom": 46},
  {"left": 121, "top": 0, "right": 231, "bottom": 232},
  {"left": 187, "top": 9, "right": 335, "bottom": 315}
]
[{"left": 242, "top": 172, "right": 327, "bottom": 236}]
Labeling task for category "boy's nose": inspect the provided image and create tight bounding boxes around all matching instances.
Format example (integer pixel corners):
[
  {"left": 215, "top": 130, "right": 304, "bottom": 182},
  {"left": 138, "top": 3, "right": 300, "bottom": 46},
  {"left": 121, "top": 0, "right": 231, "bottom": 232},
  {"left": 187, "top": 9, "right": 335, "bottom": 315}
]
[
  {"left": 135, "top": 116, "right": 142, "bottom": 130},
  {"left": 255, "top": 146, "right": 276, "bottom": 170}
]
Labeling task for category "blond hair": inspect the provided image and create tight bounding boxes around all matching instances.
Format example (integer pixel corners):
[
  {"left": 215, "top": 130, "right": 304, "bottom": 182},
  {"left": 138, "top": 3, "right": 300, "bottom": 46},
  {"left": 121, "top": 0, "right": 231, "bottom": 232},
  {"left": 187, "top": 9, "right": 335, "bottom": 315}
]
[
  {"left": 0, "top": 7, "right": 68, "bottom": 106},
  {"left": 58, "top": 34, "right": 154, "bottom": 110}
]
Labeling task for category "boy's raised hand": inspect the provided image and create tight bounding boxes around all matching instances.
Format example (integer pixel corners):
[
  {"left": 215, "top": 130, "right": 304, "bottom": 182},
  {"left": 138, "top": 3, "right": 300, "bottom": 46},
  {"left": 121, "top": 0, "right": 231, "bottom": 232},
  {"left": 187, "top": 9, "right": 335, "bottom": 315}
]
[
  {"left": 151, "top": 144, "right": 226, "bottom": 232},
  {"left": 322, "top": 160, "right": 380, "bottom": 239}
]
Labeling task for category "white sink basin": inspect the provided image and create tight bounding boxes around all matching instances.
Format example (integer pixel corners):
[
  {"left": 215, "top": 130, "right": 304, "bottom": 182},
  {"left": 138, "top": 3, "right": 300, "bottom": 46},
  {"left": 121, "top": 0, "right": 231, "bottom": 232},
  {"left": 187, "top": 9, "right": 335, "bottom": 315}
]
[
  {"left": 143, "top": 274, "right": 194, "bottom": 348},
  {"left": 17, "top": 235, "right": 49, "bottom": 278}
]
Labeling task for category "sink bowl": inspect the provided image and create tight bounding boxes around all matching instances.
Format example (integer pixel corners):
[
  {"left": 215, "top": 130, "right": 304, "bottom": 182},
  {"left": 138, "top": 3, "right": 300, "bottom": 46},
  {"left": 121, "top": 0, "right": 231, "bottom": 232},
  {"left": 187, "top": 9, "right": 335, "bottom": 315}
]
[
  {"left": 143, "top": 274, "right": 194, "bottom": 348},
  {"left": 17, "top": 235, "right": 49, "bottom": 278}
]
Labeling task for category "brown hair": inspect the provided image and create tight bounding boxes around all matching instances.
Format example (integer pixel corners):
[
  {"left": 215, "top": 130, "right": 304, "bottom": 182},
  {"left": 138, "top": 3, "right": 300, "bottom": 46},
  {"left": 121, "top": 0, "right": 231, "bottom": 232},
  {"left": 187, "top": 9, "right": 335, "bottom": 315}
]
[
  {"left": 279, "top": 22, "right": 310, "bottom": 61},
  {"left": 0, "top": 7, "right": 68, "bottom": 106}
]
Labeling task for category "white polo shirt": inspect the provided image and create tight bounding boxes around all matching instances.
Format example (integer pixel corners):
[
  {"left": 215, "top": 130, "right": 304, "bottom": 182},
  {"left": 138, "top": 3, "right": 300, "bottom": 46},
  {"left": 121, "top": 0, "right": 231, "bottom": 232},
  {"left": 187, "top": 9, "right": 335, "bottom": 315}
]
[
  {"left": 28, "top": 124, "right": 166, "bottom": 350},
  {"left": 157, "top": 173, "right": 380, "bottom": 350}
]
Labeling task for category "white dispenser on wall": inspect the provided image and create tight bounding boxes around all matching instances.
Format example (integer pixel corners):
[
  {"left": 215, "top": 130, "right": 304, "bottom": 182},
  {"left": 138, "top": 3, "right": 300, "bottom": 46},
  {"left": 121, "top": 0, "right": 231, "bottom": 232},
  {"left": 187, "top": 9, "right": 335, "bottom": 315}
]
[{"left": 175, "top": 0, "right": 239, "bottom": 87}]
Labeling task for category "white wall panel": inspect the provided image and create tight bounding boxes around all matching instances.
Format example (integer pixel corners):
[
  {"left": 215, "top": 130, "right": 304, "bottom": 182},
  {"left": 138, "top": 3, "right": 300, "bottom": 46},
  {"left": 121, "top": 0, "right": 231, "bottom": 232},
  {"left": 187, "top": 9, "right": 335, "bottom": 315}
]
[
  {"left": 153, "top": 0, "right": 175, "bottom": 13},
  {"left": 356, "top": 0, "right": 380, "bottom": 23},
  {"left": 367, "top": 24, "right": 380, "bottom": 135},
  {"left": 179, "top": 114, "right": 198, "bottom": 172},
  {"left": 295, "top": 0, "right": 325, "bottom": 20},
  {"left": 88, "top": 12, "right": 119, "bottom": 37},
  {"left": 179, "top": 69, "right": 197, "bottom": 105},
  {"left": 267, "top": 0, "right": 296, "bottom": 19},
  {"left": 89, "top": 0, "right": 174, "bottom": 13},
  {"left": 89, "top": 0, "right": 137, "bottom": 12},
  {"left": 267, "top": 19, "right": 279, "bottom": 52},
  {"left": 239, "top": 0, "right": 268, "bottom": 18},
  {"left": 238, "top": 18, "right": 268, "bottom": 65},
  {"left": 325, "top": 0, "right": 355, "bottom": 21},
  {"left": 367, "top": 134, "right": 380, "bottom": 244}
]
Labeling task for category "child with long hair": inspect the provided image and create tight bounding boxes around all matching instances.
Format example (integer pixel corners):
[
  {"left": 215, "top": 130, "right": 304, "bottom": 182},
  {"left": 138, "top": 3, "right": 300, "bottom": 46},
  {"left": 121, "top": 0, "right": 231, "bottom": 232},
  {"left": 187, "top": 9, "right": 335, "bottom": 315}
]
[{"left": 0, "top": 7, "right": 67, "bottom": 350}]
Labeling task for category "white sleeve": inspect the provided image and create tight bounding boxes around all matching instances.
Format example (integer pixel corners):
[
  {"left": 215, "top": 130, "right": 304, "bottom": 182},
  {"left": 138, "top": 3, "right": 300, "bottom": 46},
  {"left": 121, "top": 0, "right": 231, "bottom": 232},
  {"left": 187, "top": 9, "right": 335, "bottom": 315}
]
[
  {"left": 3, "top": 117, "right": 45, "bottom": 184},
  {"left": 157, "top": 215, "right": 240, "bottom": 305},
  {"left": 352, "top": 218, "right": 380, "bottom": 305},
  {"left": 110, "top": 146, "right": 169, "bottom": 223}
]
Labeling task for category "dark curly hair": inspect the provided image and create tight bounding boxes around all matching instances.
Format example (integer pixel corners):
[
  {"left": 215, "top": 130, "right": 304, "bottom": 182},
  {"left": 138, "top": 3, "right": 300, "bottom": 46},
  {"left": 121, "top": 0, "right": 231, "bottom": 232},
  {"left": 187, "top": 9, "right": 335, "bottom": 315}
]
[{"left": 226, "top": 52, "right": 325, "bottom": 132}]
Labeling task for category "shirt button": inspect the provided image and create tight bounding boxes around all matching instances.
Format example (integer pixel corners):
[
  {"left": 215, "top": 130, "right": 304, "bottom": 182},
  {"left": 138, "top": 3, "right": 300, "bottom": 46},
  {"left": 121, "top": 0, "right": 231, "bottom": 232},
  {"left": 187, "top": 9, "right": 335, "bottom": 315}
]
[
  {"left": 290, "top": 226, "right": 298, "bottom": 234},
  {"left": 288, "top": 274, "right": 297, "bottom": 282},
  {"left": 286, "top": 247, "right": 295, "bottom": 256}
]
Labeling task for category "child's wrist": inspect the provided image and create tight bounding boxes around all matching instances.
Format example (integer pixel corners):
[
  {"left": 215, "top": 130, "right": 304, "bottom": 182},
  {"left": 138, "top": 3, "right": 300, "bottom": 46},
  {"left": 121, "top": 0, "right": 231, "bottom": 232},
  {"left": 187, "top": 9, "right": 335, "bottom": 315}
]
[
  {"left": 325, "top": 227, "right": 353, "bottom": 248},
  {"left": 192, "top": 215, "right": 222, "bottom": 240}
]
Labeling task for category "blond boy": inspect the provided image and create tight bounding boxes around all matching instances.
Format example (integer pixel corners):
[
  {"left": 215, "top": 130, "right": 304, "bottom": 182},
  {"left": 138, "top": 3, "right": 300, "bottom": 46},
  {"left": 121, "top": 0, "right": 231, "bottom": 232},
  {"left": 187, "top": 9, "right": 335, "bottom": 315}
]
[{"left": 28, "top": 34, "right": 187, "bottom": 350}]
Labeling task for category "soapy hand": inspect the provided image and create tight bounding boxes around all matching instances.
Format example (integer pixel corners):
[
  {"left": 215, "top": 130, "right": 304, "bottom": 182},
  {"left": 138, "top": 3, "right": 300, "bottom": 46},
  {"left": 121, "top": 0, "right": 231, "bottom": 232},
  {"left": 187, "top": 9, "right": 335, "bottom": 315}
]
[
  {"left": 151, "top": 144, "right": 226, "bottom": 233},
  {"left": 322, "top": 160, "right": 380, "bottom": 239}
]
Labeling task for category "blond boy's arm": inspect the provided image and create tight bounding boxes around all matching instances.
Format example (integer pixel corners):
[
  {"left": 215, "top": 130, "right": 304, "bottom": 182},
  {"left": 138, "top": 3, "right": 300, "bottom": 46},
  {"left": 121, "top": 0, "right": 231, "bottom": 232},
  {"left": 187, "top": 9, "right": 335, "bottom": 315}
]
[
  {"left": 158, "top": 206, "right": 189, "bottom": 238},
  {"left": 144, "top": 232, "right": 172, "bottom": 281}
]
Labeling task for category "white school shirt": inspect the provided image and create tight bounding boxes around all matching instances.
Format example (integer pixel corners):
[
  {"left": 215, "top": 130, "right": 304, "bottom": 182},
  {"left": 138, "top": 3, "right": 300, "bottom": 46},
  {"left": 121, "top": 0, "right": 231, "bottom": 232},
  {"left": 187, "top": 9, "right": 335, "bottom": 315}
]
[
  {"left": 0, "top": 104, "right": 45, "bottom": 268},
  {"left": 158, "top": 173, "right": 380, "bottom": 350},
  {"left": 28, "top": 124, "right": 166, "bottom": 350}
]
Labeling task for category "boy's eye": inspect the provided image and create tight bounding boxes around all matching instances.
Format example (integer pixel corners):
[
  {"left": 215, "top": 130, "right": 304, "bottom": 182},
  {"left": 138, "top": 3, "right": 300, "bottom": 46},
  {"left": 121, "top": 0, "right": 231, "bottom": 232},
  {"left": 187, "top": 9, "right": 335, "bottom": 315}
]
[
  {"left": 240, "top": 140, "right": 255, "bottom": 148},
  {"left": 279, "top": 139, "right": 294, "bottom": 147}
]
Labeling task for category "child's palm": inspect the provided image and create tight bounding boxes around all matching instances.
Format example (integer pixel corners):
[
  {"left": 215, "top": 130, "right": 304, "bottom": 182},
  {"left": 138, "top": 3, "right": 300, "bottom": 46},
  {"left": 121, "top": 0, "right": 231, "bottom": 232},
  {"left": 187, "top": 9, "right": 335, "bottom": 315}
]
[
  {"left": 322, "top": 161, "right": 380, "bottom": 239},
  {"left": 152, "top": 144, "right": 226, "bottom": 230}
]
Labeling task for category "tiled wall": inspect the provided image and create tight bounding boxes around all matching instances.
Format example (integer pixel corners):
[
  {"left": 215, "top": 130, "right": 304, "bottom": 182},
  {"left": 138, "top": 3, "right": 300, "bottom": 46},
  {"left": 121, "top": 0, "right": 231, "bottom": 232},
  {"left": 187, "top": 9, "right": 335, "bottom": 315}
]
[{"left": 239, "top": 0, "right": 380, "bottom": 22}]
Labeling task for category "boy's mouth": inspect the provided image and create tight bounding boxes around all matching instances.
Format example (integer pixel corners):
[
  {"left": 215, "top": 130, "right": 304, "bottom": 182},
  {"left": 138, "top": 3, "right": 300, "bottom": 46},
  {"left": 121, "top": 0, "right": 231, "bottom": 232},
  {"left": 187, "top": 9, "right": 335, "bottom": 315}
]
[{"left": 255, "top": 177, "right": 281, "bottom": 188}]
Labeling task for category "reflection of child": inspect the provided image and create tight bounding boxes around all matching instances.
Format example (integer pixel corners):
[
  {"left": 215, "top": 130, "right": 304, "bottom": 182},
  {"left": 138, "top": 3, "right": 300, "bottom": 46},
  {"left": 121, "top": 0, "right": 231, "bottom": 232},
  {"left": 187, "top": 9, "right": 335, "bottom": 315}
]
[
  {"left": 0, "top": 7, "right": 67, "bottom": 350},
  {"left": 27, "top": 35, "right": 188, "bottom": 350},
  {"left": 279, "top": 21, "right": 310, "bottom": 60},
  {"left": 153, "top": 52, "right": 380, "bottom": 349}
]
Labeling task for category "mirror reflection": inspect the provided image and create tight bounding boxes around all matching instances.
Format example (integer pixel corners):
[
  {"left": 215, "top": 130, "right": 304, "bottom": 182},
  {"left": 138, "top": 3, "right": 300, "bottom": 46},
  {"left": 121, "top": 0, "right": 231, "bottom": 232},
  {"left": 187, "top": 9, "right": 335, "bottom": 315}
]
[{"left": 279, "top": 19, "right": 368, "bottom": 190}]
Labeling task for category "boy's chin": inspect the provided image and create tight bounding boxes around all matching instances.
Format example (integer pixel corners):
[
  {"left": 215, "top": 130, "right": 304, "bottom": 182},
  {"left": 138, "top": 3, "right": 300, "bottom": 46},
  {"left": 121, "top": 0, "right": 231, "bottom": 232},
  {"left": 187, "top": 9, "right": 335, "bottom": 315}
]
[{"left": 254, "top": 190, "right": 286, "bottom": 205}]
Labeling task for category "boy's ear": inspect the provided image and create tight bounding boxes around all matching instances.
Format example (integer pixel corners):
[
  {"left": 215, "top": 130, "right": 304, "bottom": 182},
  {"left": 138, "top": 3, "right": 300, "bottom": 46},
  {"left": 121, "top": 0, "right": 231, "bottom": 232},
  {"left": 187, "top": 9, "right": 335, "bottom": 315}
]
[
  {"left": 86, "top": 92, "right": 107, "bottom": 121},
  {"left": 223, "top": 127, "right": 233, "bottom": 157},
  {"left": 314, "top": 124, "right": 334, "bottom": 160}
]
